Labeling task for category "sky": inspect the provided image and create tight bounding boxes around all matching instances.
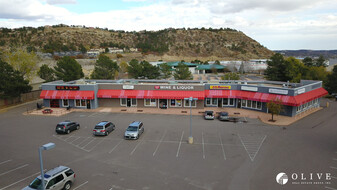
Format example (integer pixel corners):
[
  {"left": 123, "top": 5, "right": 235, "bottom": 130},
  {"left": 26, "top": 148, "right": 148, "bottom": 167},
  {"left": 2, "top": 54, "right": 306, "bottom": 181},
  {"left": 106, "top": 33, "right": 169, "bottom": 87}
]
[{"left": 0, "top": 0, "right": 336, "bottom": 50}]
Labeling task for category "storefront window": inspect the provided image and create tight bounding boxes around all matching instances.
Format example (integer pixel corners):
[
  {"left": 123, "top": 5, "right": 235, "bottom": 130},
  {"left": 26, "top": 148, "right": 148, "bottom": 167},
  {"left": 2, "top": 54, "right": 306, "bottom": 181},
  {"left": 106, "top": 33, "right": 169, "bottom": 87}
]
[
  {"left": 145, "top": 99, "right": 156, "bottom": 106},
  {"left": 131, "top": 99, "right": 137, "bottom": 106},
  {"left": 184, "top": 99, "right": 196, "bottom": 107},
  {"left": 75, "top": 100, "right": 81, "bottom": 107},
  {"left": 170, "top": 99, "right": 182, "bottom": 107},
  {"left": 81, "top": 99, "right": 86, "bottom": 107},
  {"left": 252, "top": 101, "right": 257, "bottom": 109},
  {"left": 212, "top": 98, "right": 217, "bottom": 105},
  {"left": 241, "top": 99, "right": 246, "bottom": 107},
  {"left": 121, "top": 98, "right": 127, "bottom": 106},
  {"left": 63, "top": 99, "right": 69, "bottom": 107},
  {"left": 257, "top": 101, "right": 262, "bottom": 109},
  {"left": 223, "top": 98, "right": 228, "bottom": 106},
  {"left": 206, "top": 98, "right": 211, "bottom": 105},
  {"left": 229, "top": 98, "right": 234, "bottom": 106},
  {"left": 247, "top": 100, "right": 252, "bottom": 107}
]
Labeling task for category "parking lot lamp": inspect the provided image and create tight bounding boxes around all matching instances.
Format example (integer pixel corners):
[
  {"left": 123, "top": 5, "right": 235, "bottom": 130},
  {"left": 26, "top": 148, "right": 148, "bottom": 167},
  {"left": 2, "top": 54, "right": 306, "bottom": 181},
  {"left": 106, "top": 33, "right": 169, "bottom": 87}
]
[
  {"left": 184, "top": 97, "right": 198, "bottom": 144},
  {"left": 39, "top": 143, "right": 55, "bottom": 190}
]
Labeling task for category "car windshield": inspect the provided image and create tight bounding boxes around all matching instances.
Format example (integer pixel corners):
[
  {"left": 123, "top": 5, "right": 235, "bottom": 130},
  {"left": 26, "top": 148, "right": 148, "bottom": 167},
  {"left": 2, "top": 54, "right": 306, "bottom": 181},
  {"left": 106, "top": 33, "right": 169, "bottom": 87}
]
[
  {"left": 220, "top": 112, "right": 228, "bottom": 116},
  {"left": 206, "top": 112, "right": 213, "bottom": 115},
  {"left": 95, "top": 126, "right": 104, "bottom": 129},
  {"left": 127, "top": 126, "right": 138, "bottom": 131},
  {"left": 29, "top": 178, "right": 46, "bottom": 189}
]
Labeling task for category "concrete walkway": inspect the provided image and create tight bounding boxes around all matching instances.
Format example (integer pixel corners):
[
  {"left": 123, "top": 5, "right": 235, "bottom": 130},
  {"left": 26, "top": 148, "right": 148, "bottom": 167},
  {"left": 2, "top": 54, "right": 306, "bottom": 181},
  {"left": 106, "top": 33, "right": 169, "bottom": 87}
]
[{"left": 25, "top": 105, "right": 324, "bottom": 126}]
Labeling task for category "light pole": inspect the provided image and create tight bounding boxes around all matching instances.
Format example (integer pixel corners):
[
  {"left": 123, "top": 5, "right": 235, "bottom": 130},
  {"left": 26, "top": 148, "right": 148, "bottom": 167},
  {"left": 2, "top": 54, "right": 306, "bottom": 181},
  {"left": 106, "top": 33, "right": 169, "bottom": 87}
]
[
  {"left": 39, "top": 143, "right": 55, "bottom": 190},
  {"left": 184, "top": 97, "right": 198, "bottom": 144}
]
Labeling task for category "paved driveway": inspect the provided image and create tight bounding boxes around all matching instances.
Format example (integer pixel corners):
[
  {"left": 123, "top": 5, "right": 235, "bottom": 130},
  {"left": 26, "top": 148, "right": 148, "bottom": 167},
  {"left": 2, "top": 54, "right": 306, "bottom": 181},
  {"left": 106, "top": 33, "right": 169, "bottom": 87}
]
[{"left": 0, "top": 100, "right": 336, "bottom": 190}]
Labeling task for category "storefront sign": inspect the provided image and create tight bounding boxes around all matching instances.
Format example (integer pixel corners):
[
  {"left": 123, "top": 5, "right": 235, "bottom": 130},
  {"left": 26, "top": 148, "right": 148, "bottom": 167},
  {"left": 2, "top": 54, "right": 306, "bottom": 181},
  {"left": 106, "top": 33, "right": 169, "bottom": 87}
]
[
  {"left": 297, "top": 88, "right": 305, "bottom": 94},
  {"left": 210, "top": 85, "right": 231, "bottom": 90},
  {"left": 123, "top": 85, "right": 134, "bottom": 90},
  {"left": 241, "top": 86, "right": 258, "bottom": 92},
  {"left": 154, "top": 85, "right": 194, "bottom": 90},
  {"left": 269, "top": 88, "right": 288, "bottom": 95},
  {"left": 56, "top": 86, "right": 80, "bottom": 90}
]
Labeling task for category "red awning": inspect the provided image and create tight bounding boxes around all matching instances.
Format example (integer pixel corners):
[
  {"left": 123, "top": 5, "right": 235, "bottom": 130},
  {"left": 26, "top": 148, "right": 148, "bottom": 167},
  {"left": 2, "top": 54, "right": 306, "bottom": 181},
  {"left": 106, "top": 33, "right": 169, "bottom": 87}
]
[
  {"left": 293, "top": 87, "right": 328, "bottom": 106},
  {"left": 205, "top": 88, "right": 328, "bottom": 106},
  {"left": 97, "top": 90, "right": 205, "bottom": 100},
  {"left": 40, "top": 90, "right": 94, "bottom": 100}
]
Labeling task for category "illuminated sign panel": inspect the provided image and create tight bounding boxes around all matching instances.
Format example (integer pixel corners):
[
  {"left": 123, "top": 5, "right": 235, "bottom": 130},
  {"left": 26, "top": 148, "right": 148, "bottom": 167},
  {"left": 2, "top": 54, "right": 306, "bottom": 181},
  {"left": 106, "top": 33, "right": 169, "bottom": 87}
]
[
  {"left": 56, "top": 86, "right": 80, "bottom": 90},
  {"left": 210, "top": 85, "right": 231, "bottom": 90}
]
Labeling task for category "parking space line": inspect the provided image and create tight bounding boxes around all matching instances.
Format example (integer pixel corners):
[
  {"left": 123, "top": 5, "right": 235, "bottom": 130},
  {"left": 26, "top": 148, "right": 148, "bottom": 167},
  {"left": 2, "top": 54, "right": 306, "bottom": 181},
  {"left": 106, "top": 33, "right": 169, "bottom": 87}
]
[
  {"left": 0, "top": 164, "right": 29, "bottom": 177},
  {"left": 218, "top": 134, "right": 226, "bottom": 160},
  {"left": 176, "top": 131, "right": 184, "bottom": 158},
  {"left": 130, "top": 141, "right": 142, "bottom": 155},
  {"left": 73, "top": 181, "right": 88, "bottom": 190},
  {"left": 0, "top": 160, "right": 12, "bottom": 165},
  {"left": 330, "top": 166, "right": 337, "bottom": 170},
  {"left": 326, "top": 186, "right": 337, "bottom": 190},
  {"left": 69, "top": 137, "right": 81, "bottom": 144},
  {"left": 81, "top": 138, "right": 96, "bottom": 149},
  {"left": 0, "top": 171, "right": 43, "bottom": 190},
  {"left": 76, "top": 137, "right": 92, "bottom": 147},
  {"left": 86, "top": 138, "right": 105, "bottom": 152},
  {"left": 202, "top": 132, "right": 205, "bottom": 159},
  {"left": 109, "top": 140, "right": 123, "bottom": 154},
  {"left": 153, "top": 130, "right": 167, "bottom": 156}
]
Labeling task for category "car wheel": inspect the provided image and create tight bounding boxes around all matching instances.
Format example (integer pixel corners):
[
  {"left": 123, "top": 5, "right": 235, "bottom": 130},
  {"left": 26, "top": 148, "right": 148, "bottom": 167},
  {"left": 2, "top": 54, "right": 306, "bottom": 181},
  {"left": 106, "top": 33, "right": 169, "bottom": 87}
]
[
  {"left": 66, "top": 129, "right": 70, "bottom": 134},
  {"left": 76, "top": 125, "right": 80, "bottom": 130},
  {"left": 136, "top": 135, "right": 139, "bottom": 139},
  {"left": 63, "top": 181, "right": 72, "bottom": 190},
  {"left": 106, "top": 131, "right": 109, "bottom": 136}
]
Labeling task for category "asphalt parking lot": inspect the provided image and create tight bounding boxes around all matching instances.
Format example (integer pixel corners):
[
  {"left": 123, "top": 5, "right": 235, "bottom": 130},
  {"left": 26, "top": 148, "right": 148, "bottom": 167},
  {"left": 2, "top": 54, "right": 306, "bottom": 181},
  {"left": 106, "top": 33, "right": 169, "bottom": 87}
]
[{"left": 0, "top": 100, "right": 337, "bottom": 190}]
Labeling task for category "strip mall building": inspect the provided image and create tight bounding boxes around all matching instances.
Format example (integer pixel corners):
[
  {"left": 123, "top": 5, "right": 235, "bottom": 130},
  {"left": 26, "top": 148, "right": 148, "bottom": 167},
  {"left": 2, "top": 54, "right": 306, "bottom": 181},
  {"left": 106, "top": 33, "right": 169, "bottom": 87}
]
[{"left": 40, "top": 79, "right": 328, "bottom": 117}]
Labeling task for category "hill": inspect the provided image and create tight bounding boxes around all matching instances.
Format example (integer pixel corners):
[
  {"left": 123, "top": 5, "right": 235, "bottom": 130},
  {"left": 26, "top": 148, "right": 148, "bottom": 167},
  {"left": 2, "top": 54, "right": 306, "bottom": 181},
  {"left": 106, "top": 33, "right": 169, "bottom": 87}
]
[{"left": 0, "top": 25, "right": 273, "bottom": 61}]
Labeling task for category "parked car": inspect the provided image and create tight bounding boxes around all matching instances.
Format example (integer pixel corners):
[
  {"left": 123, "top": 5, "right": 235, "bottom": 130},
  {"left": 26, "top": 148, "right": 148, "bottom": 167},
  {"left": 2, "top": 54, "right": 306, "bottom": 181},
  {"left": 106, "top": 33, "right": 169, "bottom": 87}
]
[
  {"left": 218, "top": 112, "right": 238, "bottom": 122},
  {"left": 204, "top": 110, "right": 215, "bottom": 120},
  {"left": 124, "top": 121, "right": 144, "bottom": 140},
  {"left": 56, "top": 121, "right": 80, "bottom": 134},
  {"left": 93, "top": 121, "right": 115, "bottom": 136},
  {"left": 22, "top": 166, "right": 75, "bottom": 190}
]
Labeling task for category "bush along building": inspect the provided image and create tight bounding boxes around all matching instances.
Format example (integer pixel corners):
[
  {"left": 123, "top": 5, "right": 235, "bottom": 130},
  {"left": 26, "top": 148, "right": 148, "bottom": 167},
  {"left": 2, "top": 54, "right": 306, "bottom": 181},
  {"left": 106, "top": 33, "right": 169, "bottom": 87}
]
[{"left": 40, "top": 79, "right": 327, "bottom": 117}]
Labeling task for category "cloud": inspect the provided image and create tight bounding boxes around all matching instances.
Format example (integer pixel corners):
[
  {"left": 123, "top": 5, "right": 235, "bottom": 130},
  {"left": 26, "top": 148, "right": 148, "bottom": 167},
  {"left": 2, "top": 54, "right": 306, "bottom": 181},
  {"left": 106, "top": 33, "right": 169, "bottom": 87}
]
[
  {"left": 0, "top": 0, "right": 73, "bottom": 20},
  {"left": 46, "top": 0, "right": 77, "bottom": 5}
]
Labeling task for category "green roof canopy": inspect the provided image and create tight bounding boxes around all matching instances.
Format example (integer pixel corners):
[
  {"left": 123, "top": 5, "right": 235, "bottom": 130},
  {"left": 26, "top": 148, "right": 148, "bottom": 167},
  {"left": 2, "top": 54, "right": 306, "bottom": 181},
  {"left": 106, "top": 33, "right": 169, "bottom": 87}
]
[{"left": 196, "top": 64, "right": 225, "bottom": 70}]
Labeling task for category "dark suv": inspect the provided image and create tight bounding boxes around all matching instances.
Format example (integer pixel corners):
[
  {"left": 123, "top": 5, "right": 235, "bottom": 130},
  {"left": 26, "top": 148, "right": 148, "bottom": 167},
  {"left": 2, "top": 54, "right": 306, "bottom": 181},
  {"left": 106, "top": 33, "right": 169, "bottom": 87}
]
[
  {"left": 56, "top": 121, "right": 80, "bottom": 134},
  {"left": 93, "top": 121, "right": 115, "bottom": 136}
]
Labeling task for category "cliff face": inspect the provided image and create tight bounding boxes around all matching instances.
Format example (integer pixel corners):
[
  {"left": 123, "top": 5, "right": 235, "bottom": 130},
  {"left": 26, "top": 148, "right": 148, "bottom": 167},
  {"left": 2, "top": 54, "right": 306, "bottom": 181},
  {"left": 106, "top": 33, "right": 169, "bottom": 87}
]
[{"left": 0, "top": 26, "right": 273, "bottom": 60}]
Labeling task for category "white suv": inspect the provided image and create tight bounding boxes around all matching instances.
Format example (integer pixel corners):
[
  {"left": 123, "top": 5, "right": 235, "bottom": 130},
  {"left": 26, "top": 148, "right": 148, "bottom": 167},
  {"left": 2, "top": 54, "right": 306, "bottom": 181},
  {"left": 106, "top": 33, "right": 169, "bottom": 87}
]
[{"left": 23, "top": 166, "right": 75, "bottom": 190}]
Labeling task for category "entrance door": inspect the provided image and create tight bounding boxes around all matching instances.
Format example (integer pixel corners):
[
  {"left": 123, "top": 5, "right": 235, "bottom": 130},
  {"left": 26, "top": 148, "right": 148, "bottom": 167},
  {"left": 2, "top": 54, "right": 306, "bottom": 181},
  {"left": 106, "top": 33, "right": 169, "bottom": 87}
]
[
  {"left": 87, "top": 100, "right": 91, "bottom": 109},
  {"left": 237, "top": 99, "right": 241, "bottom": 108},
  {"left": 127, "top": 98, "right": 131, "bottom": 107},
  {"left": 218, "top": 98, "right": 222, "bottom": 107},
  {"left": 159, "top": 99, "right": 167, "bottom": 109}
]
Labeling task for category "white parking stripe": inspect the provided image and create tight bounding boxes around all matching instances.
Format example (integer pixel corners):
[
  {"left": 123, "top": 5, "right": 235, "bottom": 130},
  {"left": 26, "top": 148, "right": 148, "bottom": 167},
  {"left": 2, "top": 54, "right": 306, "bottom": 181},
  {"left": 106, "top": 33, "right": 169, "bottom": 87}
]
[
  {"left": 202, "top": 132, "right": 205, "bottom": 159},
  {"left": 81, "top": 138, "right": 96, "bottom": 149},
  {"left": 0, "top": 160, "right": 12, "bottom": 165},
  {"left": 326, "top": 186, "right": 337, "bottom": 190},
  {"left": 176, "top": 131, "right": 184, "bottom": 158},
  {"left": 153, "top": 130, "right": 167, "bottom": 156},
  {"left": 0, "top": 171, "right": 44, "bottom": 190},
  {"left": 109, "top": 140, "right": 123, "bottom": 154},
  {"left": 218, "top": 134, "right": 226, "bottom": 160},
  {"left": 73, "top": 181, "right": 89, "bottom": 190},
  {"left": 86, "top": 138, "right": 105, "bottom": 152},
  {"left": 0, "top": 164, "right": 29, "bottom": 177},
  {"left": 130, "top": 141, "right": 142, "bottom": 155},
  {"left": 330, "top": 166, "right": 337, "bottom": 170}
]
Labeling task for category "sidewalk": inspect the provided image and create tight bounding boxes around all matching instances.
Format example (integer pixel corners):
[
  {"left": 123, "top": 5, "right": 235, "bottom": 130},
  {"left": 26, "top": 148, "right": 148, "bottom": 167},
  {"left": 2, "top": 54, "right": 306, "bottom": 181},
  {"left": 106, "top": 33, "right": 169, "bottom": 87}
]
[{"left": 25, "top": 106, "right": 324, "bottom": 126}]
